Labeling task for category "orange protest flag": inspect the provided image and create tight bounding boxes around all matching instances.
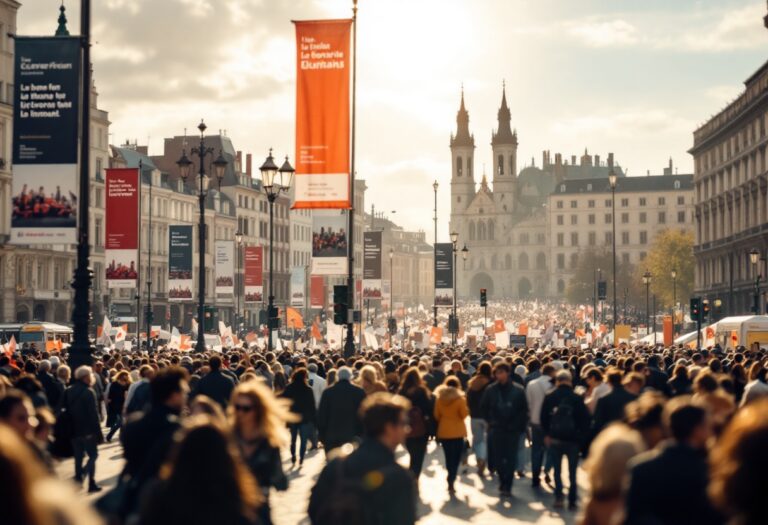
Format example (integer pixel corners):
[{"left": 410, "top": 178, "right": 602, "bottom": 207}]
[
  {"left": 311, "top": 322, "right": 322, "bottom": 341},
  {"left": 486, "top": 341, "right": 497, "bottom": 353},
  {"left": 429, "top": 326, "right": 443, "bottom": 345},
  {"left": 575, "top": 329, "right": 586, "bottom": 338},
  {"left": 286, "top": 307, "right": 305, "bottom": 329},
  {"left": 518, "top": 321, "right": 528, "bottom": 336},
  {"left": 494, "top": 319, "right": 506, "bottom": 333}
]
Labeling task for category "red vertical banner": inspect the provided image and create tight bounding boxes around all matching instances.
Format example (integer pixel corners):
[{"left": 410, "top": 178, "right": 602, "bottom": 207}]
[
  {"left": 293, "top": 19, "right": 352, "bottom": 209},
  {"left": 663, "top": 315, "right": 673, "bottom": 346},
  {"left": 244, "top": 246, "right": 263, "bottom": 303},
  {"left": 105, "top": 168, "right": 139, "bottom": 288},
  {"left": 310, "top": 275, "right": 325, "bottom": 309}
]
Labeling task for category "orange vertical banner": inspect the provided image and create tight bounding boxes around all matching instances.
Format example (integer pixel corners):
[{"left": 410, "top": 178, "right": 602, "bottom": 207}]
[
  {"left": 293, "top": 19, "right": 353, "bottom": 209},
  {"left": 663, "top": 315, "right": 673, "bottom": 346}
]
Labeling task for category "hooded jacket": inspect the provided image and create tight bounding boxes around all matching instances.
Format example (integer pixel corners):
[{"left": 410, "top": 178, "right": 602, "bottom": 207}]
[
  {"left": 466, "top": 374, "right": 491, "bottom": 418},
  {"left": 433, "top": 385, "right": 468, "bottom": 439}
]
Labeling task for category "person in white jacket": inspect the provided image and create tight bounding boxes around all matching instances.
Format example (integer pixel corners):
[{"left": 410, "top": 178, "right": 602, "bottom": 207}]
[{"left": 307, "top": 363, "right": 326, "bottom": 450}]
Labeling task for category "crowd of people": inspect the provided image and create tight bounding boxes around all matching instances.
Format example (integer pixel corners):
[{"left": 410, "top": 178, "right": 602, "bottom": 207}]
[
  {"left": 11, "top": 184, "right": 76, "bottom": 224},
  {"left": 1, "top": 303, "right": 768, "bottom": 525}
]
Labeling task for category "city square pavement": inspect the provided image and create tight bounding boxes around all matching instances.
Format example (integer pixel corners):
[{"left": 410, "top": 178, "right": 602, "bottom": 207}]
[{"left": 56, "top": 424, "right": 583, "bottom": 525}]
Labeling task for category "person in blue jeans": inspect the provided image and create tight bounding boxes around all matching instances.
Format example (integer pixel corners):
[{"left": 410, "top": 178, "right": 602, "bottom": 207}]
[
  {"left": 540, "top": 370, "right": 590, "bottom": 509},
  {"left": 280, "top": 367, "right": 317, "bottom": 467}
]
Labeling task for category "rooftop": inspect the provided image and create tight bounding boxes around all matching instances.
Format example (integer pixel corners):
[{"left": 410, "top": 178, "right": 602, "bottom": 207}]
[{"left": 552, "top": 174, "right": 693, "bottom": 195}]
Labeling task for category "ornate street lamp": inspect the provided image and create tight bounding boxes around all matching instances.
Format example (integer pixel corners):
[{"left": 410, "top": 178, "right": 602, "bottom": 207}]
[
  {"left": 235, "top": 229, "right": 243, "bottom": 335},
  {"left": 642, "top": 270, "right": 652, "bottom": 335},
  {"left": 433, "top": 180, "right": 439, "bottom": 327},
  {"left": 671, "top": 267, "right": 677, "bottom": 335},
  {"left": 176, "top": 120, "right": 227, "bottom": 352},
  {"left": 750, "top": 248, "right": 761, "bottom": 314},
  {"left": 609, "top": 170, "right": 618, "bottom": 329}
]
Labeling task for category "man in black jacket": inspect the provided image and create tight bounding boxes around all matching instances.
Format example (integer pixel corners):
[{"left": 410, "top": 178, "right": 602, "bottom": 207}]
[
  {"left": 317, "top": 366, "right": 366, "bottom": 453},
  {"left": 309, "top": 392, "right": 416, "bottom": 525},
  {"left": 592, "top": 368, "right": 638, "bottom": 434},
  {"left": 62, "top": 365, "right": 102, "bottom": 492},
  {"left": 480, "top": 362, "right": 528, "bottom": 497},
  {"left": 541, "top": 370, "right": 590, "bottom": 509},
  {"left": 193, "top": 355, "right": 235, "bottom": 408},
  {"left": 625, "top": 396, "right": 722, "bottom": 525}
]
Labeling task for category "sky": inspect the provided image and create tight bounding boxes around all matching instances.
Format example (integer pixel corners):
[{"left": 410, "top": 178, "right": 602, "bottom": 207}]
[{"left": 18, "top": 0, "right": 768, "bottom": 241}]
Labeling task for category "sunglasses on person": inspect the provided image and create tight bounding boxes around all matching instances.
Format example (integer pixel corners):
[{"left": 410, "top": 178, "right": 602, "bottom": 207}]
[{"left": 234, "top": 404, "right": 255, "bottom": 413}]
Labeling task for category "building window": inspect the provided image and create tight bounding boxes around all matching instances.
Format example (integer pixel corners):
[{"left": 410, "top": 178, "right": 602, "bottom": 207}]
[
  {"left": 571, "top": 232, "right": 579, "bottom": 246},
  {"left": 658, "top": 197, "right": 666, "bottom": 205},
  {"left": 621, "top": 231, "right": 629, "bottom": 244},
  {"left": 674, "top": 180, "right": 681, "bottom": 189},
  {"left": 570, "top": 200, "right": 577, "bottom": 208},
  {"left": 622, "top": 253, "right": 630, "bottom": 263},
  {"left": 588, "top": 199, "right": 595, "bottom": 208},
  {"left": 588, "top": 231, "right": 596, "bottom": 245},
  {"left": 588, "top": 214, "right": 595, "bottom": 225},
  {"left": 557, "top": 215, "right": 563, "bottom": 226},
  {"left": 640, "top": 231, "right": 648, "bottom": 244},
  {"left": 605, "top": 213, "right": 612, "bottom": 224},
  {"left": 571, "top": 215, "right": 577, "bottom": 225},
  {"left": 587, "top": 184, "right": 592, "bottom": 191},
  {"left": 621, "top": 198, "right": 629, "bottom": 206},
  {"left": 456, "top": 156, "right": 462, "bottom": 176},
  {"left": 498, "top": 155, "right": 504, "bottom": 175},
  {"left": 556, "top": 200, "right": 563, "bottom": 209},
  {"left": 560, "top": 185, "right": 566, "bottom": 193},
  {"left": 605, "top": 232, "right": 612, "bottom": 244},
  {"left": 678, "top": 211, "right": 686, "bottom": 223},
  {"left": 95, "top": 218, "right": 103, "bottom": 247},
  {"left": 570, "top": 253, "right": 578, "bottom": 269},
  {"left": 621, "top": 212, "right": 629, "bottom": 224},
  {"left": 557, "top": 233, "right": 564, "bottom": 246},
  {"left": 557, "top": 254, "right": 565, "bottom": 269},
  {"left": 639, "top": 197, "right": 646, "bottom": 206},
  {"left": 658, "top": 211, "right": 666, "bottom": 224},
  {"left": 605, "top": 199, "right": 612, "bottom": 207},
  {"left": 639, "top": 212, "right": 646, "bottom": 223},
  {"left": 677, "top": 196, "right": 684, "bottom": 205}
]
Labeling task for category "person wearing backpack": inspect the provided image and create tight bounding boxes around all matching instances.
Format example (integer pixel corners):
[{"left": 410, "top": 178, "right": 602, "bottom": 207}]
[
  {"left": 397, "top": 367, "right": 433, "bottom": 480},
  {"left": 540, "top": 369, "right": 590, "bottom": 510},
  {"left": 308, "top": 392, "right": 416, "bottom": 525}
]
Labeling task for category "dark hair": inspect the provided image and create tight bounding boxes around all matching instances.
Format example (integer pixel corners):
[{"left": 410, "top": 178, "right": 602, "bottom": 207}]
[
  {"left": 209, "top": 356, "right": 222, "bottom": 371},
  {"left": 606, "top": 368, "right": 624, "bottom": 387},
  {"left": 625, "top": 391, "right": 665, "bottom": 431},
  {"left": 290, "top": 368, "right": 308, "bottom": 385},
  {"left": 443, "top": 376, "right": 461, "bottom": 389},
  {"left": 0, "top": 389, "right": 29, "bottom": 420},
  {"left": 664, "top": 396, "right": 707, "bottom": 442},
  {"left": 151, "top": 367, "right": 189, "bottom": 406},
  {"left": 541, "top": 363, "right": 556, "bottom": 376},
  {"left": 398, "top": 367, "right": 424, "bottom": 394},
  {"left": 359, "top": 392, "right": 410, "bottom": 438},
  {"left": 477, "top": 361, "right": 492, "bottom": 378},
  {"left": 493, "top": 362, "right": 510, "bottom": 375},
  {"left": 585, "top": 368, "right": 603, "bottom": 382}
]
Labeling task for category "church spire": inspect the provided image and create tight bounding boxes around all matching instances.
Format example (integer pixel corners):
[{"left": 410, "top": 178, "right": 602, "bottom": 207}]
[
  {"left": 55, "top": 2, "right": 70, "bottom": 37},
  {"left": 450, "top": 85, "right": 474, "bottom": 148},
  {"left": 492, "top": 81, "right": 516, "bottom": 146}
]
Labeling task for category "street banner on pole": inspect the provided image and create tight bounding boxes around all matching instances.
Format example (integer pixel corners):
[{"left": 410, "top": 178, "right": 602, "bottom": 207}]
[
  {"left": 363, "top": 231, "right": 382, "bottom": 299},
  {"left": 215, "top": 241, "right": 234, "bottom": 295},
  {"left": 435, "top": 243, "right": 454, "bottom": 307},
  {"left": 11, "top": 37, "right": 81, "bottom": 244},
  {"left": 310, "top": 275, "right": 325, "bottom": 309},
  {"left": 244, "top": 246, "right": 263, "bottom": 303},
  {"left": 105, "top": 168, "right": 139, "bottom": 288},
  {"left": 169, "top": 225, "right": 193, "bottom": 301},
  {"left": 292, "top": 19, "right": 352, "bottom": 209},
  {"left": 311, "top": 211, "right": 348, "bottom": 275},
  {"left": 290, "top": 267, "right": 306, "bottom": 307}
]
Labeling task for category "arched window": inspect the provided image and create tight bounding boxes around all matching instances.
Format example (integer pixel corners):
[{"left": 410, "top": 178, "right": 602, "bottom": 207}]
[
  {"left": 536, "top": 252, "right": 546, "bottom": 269},
  {"left": 469, "top": 221, "right": 476, "bottom": 241},
  {"left": 498, "top": 155, "right": 504, "bottom": 175},
  {"left": 509, "top": 155, "right": 514, "bottom": 175},
  {"left": 468, "top": 158, "right": 472, "bottom": 176},
  {"left": 457, "top": 156, "right": 463, "bottom": 176},
  {"left": 505, "top": 254, "right": 512, "bottom": 269},
  {"left": 519, "top": 252, "right": 529, "bottom": 270},
  {"left": 557, "top": 279, "right": 565, "bottom": 294},
  {"left": 674, "top": 180, "right": 680, "bottom": 189},
  {"left": 478, "top": 221, "right": 486, "bottom": 240},
  {"left": 488, "top": 221, "right": 495, "bottom": 240}
]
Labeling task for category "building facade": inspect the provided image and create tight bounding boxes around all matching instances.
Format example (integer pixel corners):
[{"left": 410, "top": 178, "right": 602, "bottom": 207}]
[{"left": 691, "top": 57, "right": 768, "bottom": 315}]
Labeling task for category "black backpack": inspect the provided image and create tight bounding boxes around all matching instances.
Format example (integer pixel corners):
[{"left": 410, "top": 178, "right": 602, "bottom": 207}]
[{"left": 549, "top": 398, "right": 576, "bottom": 440}]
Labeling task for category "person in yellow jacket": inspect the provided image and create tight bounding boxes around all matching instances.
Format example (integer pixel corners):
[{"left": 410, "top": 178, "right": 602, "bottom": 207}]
[{"left": 434, "top": 376, "right": 469, "bottom": 495}]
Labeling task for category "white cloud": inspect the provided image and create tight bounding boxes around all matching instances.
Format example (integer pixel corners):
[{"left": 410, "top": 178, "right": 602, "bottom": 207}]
[
  {"left": 672, "top": 4, "right": 765, "bottom": 52},
  {"left": 566, "top": 19, "right": 640, "bottom": 48}
]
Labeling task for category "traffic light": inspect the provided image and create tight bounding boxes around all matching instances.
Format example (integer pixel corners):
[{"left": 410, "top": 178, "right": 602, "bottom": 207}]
[
  {"left": 702, "top": 299, "right": 710, "bottom": 319},
  {"left": 690, "top": 297, "right": 701, "bottom": 320},
  {"left": 268, "top": 305, "right": 280, "bottom": 330},
  {"left": 448, "top": 314, "right": 459, "bottom": 334},
  {"left": 333, "top": 285, "right": 348, "bottom": 325},
  {"left": 388, "top": 317, "right": 397, "bottom": 333},
  {"left": 597, "top": 281, "right": 607, "bottom": 300},
  {"left": 480, "top": 288, "right": 487, "bottom": 307}
]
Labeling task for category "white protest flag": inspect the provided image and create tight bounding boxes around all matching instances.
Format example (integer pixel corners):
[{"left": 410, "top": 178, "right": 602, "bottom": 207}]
[
  {"left": 495, "top": 330, "right": 510, "bottom": 349},
  {"left": 97, "top": 316, "right": 113, "bottom": 346},
  {"left": 169, "top": 327, "right": 181, "bottom": 350}
]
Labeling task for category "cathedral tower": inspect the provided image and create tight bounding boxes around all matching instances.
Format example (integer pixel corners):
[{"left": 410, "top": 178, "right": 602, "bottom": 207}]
[
  {"left": 450, "top": 89, "right": 476, "bottom": 222},
  {"left": 491, "top": 83, "right": 518, "bottom": 213}
]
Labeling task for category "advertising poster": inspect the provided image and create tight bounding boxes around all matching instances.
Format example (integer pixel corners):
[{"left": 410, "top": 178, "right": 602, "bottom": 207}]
[
  {"left": 435, "top": 243, "right": 454, "bottom": 307},
  {"left": 292, "top": 19, "right": 352, "bottom": 209},
  {"left": 169, "top": 225, "right": 193, "bottom": 301},
  {"left": 215, "top": 241, "right": 234, "bottom": 295},
  {"left": 363, "top": 231, "right": 382, "bottom": 299},
  {"left": 311, "top": 210, "right": 348, "bottom": 275},
  {"left": 105, "top": 168, "right": 139, "bottom": 288},
  {"left": 290, "top": 267, "right": 306, "bottom": 307},
  {"left": 11, "top": 37, "right": 81, "bottom": 244},
  {"left": 244, "top": 246, "right": 263, "bottom": 303},
  {"left": 310, "top": 275, "right": 325, "bottom": 309}
]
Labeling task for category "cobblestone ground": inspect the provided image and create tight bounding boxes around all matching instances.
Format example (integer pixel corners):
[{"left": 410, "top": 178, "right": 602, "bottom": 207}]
[{"left": 56, "top": 426, "right": 583, "bottom": 525}]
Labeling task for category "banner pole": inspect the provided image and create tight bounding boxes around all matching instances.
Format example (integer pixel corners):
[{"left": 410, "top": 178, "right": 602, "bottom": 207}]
[
  {"left": 344, "top": 0, "right": 358, "bottom": 358},
  {"left": 136, "top": 160, "right": 142, "bottom": 351}
]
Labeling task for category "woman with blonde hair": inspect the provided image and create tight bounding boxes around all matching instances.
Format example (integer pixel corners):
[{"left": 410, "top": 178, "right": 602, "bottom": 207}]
[
  {"left": 580, "top": 423, "right": 646, "bottom": 525},
  {"left": 357, "top": 364, "right": 387, "bottom": 396},
  {"left": 230, "top": 378, "right": 297, "bottom": 525}
]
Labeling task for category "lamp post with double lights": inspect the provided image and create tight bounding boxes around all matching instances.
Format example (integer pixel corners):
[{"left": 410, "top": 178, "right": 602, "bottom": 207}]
[
  {"left": 176, "top": 121, "right": 228, "bottom": 353},
  {"left": 259, "top": 150, "right": 295, "bottom": 353},
  {"left": 609, "top": 170, "right": 618, "bottom": 327},
  {"left": 389, "top": 248, "right": 395, "bottom": 347},
  {"left": 433, "top": 180, "right": 439, "bottom": 327},
  {"left": 235, "top": 230, "right": 243, "bottom": 336},
  {"left": 642, "top": 270, "right": 652, "bottom": 336},
  {"left": 671, "top": 268, "right": 677, "bottom": 335},
  {"left": 750, "top": 248, "right": 762, "bottom": 314}
]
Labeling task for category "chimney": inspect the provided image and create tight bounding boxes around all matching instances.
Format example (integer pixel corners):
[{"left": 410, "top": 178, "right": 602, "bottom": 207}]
[
  {"left": 543, "top": 151, "right": 547, "bottom": 167},
  {"left": 236, "top": 151, "right": 242, "bottom": 173},
  {"left": 136, "top": 145, "right": 148, "bottom": 155},
  {"left": 571, "top": 155, "right": 576, "bottom": 165},
  {"left": 607, "top": 152, "right": 614, "bottom": 169},
  {"left": 555, "top": 153, "right": 562, "bottom": 166},
  {"left": 245, "top": 153, "right": 252, "bottom": 177},
  {"left": 594, "top": 154, "right": 600, "bottom": 166}
]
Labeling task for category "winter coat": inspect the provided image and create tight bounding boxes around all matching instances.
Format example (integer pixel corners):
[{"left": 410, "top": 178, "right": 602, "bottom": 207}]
[
  {"left": 281, "top": 380, "right": 317, "bottom": 424},
  {"left": 480, "top": 380, "right": 528, "bottom": 434},
  {"left": 317, "top": 380, "right": 366, "bottom": 449},
  {"left": 466, "top": 375, "right": 491, "bottom": 418},
  {"left": 433, "top": 385, "right": 468, "bottom": 439}
]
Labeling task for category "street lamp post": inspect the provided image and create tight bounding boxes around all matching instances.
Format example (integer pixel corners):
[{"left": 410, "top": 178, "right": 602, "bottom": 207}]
[
  {"left": 259, "top": 150, "right": 295, "bottom": 353},
  {"left": 671, "top": 268, "right": 677, "bottom": 335},
  {"left": 750, "top": 248, "right": 761, "bottom": 314},
  {"left": 643, "top": 270, "right": 652, "bottom": 337},
  {"left": 609, "top": 170, "right": 618, "bottom": 329},
  {"left": 176, "top": 121, "right": 228, "bottom": 353},
  {"left": 433, "top": 180, "right": 439, "bottom": 327},
  {"left": 389, "top": 248, "right": 394, "bottom": 347},
  {"left": 235, "top": 230, "right": 243, "bottom": 336},
  {"left": 450, "top": 232, "right": 459, "bottom": 346}
]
